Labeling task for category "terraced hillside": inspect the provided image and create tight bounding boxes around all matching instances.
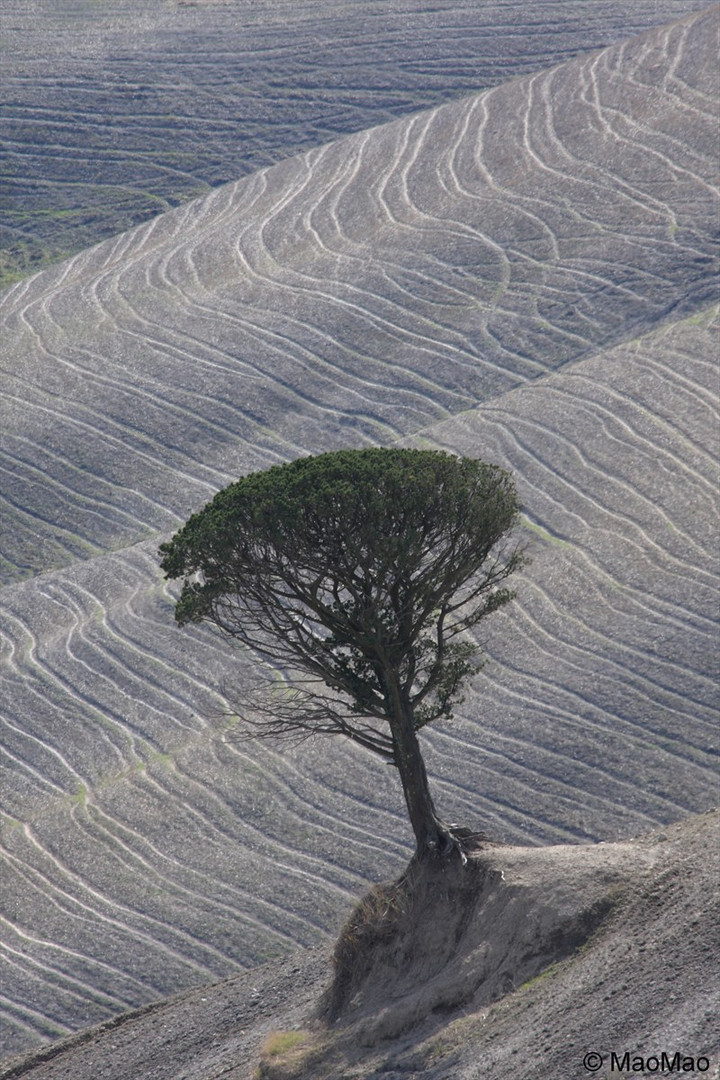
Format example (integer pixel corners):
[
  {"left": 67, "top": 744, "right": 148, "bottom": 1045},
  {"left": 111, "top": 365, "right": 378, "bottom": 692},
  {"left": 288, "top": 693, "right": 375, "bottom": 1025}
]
[
  {"left": 1, "top": 0, "right": 712, "bottom": 287},
  {"left": 2, "top": 4, "right": 718, "bottom": 586},
  {"left": 0, "top": 6, "right": 718, "bottom": 1061}
]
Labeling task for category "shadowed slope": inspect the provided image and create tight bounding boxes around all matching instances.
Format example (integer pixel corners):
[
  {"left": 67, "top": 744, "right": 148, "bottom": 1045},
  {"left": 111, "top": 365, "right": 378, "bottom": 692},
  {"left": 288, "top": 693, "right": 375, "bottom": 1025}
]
[
  {"left": 1, "top": 0, "right": 711, "bottom": 286},
  {"left": 1, "top": 6, "right": 718, "bottom": 583}
]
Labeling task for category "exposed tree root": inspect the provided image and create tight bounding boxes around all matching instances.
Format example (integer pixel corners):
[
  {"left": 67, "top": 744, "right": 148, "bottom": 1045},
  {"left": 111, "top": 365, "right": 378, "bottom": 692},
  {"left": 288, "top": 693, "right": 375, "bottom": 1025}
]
[{"left": 420, "top": 822, "right": 488, "bottom": 865}]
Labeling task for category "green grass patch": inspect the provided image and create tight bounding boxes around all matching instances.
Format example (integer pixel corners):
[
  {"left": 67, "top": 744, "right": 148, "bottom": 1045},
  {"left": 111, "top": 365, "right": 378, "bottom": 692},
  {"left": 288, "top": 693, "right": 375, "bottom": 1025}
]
[
  {"left": 522, "top": 518, "right": 570, "bottom": 548},
  {"left": 517, "top": 960, "right": 562, "bottom": 993},
  {"left": 423, "top": 1012, "right": 486, "bottom": 1066},
  {"left": 70, "top": 783, "right": 88, "bottom": 808},
  {"left": 262, "top": 1031, "right": 311, "bottom": 1058},
  {"left": 255, "top": 1030, "right": 320, "bottom": 1079}
]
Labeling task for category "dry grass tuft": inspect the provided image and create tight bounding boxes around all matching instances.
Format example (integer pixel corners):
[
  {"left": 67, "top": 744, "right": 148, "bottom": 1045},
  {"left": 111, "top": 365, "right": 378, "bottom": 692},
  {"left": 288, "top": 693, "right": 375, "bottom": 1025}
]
[
  {"left": 255, "top": 1029, "right": 315, "bottom": 1079},
  {"left": 323, "top": 874, "right": 411, "bottom": 1020}
]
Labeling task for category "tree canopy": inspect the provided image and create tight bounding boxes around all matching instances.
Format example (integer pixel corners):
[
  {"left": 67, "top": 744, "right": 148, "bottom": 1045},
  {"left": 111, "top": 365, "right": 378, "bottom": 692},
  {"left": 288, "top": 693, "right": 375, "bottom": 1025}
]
[{"left": 160, "top": 447, "right": 526, "bottom": 858}]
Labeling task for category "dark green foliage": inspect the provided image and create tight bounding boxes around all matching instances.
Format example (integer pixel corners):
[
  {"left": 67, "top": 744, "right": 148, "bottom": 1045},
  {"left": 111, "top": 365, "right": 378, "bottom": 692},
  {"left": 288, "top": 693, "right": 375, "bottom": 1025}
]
[
  {"left": 160, "top": 447, "right": 525, "bottom": 853},
  {"left": 161, "top": 449, "right": 522, "bottom": 726}
]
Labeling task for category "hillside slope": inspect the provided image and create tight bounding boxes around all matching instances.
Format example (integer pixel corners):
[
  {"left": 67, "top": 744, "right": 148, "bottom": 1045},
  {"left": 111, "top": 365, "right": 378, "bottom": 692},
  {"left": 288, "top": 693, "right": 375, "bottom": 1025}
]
[
  {"left": 2, "top": 0, "right": 711, "bottom": 286},
  {"left": 409, "top": 306, "right": 718, "bottom": 842},
  {"left": 1, "top": 5, "right": 717, "bottom": 583},
  {"left": 1, "top": 297, "right": 716, "bottom": 1060},
  {"left": 2, "top": 810, "right": 717, "bottom": 1079},
  {"left": 0, "top": 6, "right": 718, "bottom": 1061}
]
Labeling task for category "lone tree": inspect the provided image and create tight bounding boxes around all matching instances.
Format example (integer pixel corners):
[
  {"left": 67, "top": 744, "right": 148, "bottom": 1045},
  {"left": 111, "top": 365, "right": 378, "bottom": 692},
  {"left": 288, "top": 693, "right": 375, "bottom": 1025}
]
[{"left": 159, "top": 448, "right": 525, "bottom": 860}]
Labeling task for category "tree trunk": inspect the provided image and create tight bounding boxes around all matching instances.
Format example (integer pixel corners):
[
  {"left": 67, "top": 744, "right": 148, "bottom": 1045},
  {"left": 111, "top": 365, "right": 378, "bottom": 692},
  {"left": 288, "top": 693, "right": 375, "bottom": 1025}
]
[{"left": 389, "top": 693, "right": 458, "bottom": 858}]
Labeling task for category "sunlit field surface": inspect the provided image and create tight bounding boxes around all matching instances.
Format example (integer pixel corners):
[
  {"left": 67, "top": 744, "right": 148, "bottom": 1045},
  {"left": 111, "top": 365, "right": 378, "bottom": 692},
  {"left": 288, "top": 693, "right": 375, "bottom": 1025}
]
[{"left": 0, "top": 3, "right": 717, "bottom": 1058}]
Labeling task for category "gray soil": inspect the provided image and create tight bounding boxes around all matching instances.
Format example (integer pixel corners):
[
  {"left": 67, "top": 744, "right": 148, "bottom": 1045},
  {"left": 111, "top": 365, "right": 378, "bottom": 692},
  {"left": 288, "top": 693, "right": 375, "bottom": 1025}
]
[
  {"left": 1, "top": 0, "right": 710, "bottom": 287},
  {"left": 2, "top": 809, "right": 717, "bottom": 1079},
  {"left": 0, "top": 2, "right": 717, "bottom": 1066}
]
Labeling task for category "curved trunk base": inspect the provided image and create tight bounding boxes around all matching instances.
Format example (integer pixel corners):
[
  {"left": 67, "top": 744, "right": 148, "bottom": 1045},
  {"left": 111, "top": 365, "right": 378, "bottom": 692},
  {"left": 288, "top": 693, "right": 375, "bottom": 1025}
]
[{"left": 416, "top": 820, "right": 469, "bottom": 864}]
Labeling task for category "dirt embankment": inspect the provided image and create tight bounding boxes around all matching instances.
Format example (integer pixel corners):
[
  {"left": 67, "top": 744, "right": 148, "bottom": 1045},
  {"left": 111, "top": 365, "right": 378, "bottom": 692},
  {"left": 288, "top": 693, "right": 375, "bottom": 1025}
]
[{"left": 3, "top": 809, "right": 717, "bottom": 1080}]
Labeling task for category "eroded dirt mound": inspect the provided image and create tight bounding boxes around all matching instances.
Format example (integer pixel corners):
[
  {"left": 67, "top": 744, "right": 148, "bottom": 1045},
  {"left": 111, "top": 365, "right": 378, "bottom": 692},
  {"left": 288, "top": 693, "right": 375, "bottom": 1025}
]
[
  {"left": 323, "top": 837, "right": 643, "bottom": 1042},
  {"left": 314, "top": 810, "right": 720, "bottom": 1079}
]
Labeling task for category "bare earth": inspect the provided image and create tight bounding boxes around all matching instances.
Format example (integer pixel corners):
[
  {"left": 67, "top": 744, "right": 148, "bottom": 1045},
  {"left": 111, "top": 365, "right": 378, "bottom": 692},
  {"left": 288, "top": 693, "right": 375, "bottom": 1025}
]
[
  {"left": 2, "top": 809, "right": 717, "bottom": 1079},
  {"left": 0, "top": 2, "right": 717, "bottom": 1064},
  {"left": 2, "top": 0, "right": 710, "bottom": 286}
]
